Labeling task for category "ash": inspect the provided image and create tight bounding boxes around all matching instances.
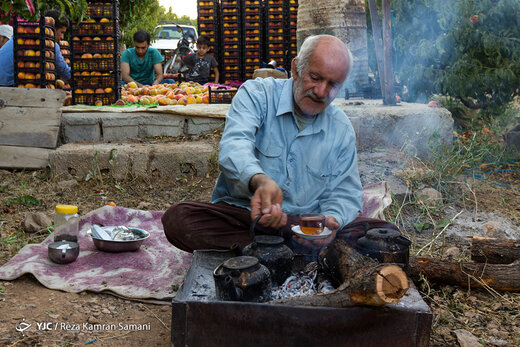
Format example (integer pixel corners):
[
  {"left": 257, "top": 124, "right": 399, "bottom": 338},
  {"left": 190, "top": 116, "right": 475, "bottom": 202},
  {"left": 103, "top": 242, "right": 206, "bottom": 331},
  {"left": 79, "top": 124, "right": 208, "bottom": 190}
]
[{"left": 271, "top": 262, "right": 335, "bottom": 300}]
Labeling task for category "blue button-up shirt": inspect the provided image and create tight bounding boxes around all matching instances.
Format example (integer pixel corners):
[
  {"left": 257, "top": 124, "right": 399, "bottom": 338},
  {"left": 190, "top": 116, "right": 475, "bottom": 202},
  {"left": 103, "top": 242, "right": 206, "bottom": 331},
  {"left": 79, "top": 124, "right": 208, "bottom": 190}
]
[
  {"left": 0, "top": 38, "right": 71, "bottom": 86},
  {"left": 212, "top": 77, "right": 363, "bottom": 228}
]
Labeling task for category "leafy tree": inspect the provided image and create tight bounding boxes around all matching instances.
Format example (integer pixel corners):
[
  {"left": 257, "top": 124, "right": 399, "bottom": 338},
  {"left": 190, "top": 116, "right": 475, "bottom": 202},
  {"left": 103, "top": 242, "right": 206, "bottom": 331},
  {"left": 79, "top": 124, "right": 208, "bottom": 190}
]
[
  {"left": 119, "top": 0, "right": 162, "bottom": 47},
  {"left": 158, "top": 7, "right": 197, "bottom": 28},
  {"left": 369, "top": 0, "right": 520, "bottom": 116},
  {"left": 1, "top": 0, "right": 88, "bottom": 23}
]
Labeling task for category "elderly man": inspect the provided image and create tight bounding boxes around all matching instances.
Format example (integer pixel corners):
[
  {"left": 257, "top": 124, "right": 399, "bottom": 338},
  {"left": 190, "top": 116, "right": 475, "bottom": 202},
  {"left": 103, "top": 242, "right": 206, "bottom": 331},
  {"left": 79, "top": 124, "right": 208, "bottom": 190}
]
[
  {"left": 162, "top": 34, "right": 397, "bottom": 254},
  {"left": 0, "top": 25, "right": 12, "bottom": 49},
  {"left": 121, "top": 30, "right": 167, "bottom": 87}
]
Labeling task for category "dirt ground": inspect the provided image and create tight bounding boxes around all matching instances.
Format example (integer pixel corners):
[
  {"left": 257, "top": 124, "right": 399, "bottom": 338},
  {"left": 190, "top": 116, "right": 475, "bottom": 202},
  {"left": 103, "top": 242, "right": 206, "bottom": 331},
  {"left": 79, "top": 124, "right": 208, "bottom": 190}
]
[{"left": 0, "top": 144, "right": 519, "bottom": 346}]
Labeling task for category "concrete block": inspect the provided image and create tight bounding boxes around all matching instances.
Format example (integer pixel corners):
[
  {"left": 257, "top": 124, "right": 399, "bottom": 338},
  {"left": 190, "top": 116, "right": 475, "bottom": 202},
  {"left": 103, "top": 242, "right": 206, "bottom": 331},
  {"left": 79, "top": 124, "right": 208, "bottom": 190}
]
[
  {"left": 61, "top": 114, "right": 101, "bottom": 142},
  {"left": 185, "top": 116, "right": 225, "bottom": 135},
  {"left": 51, "top": 141, "right": 216, "bottom": 180},
  {"left": 136, "top": 114, "right": 185, "bottom": 138},
  {"left": 101, "top": 113, "right": 140, "bottom": 142},
  {"left": 339, "top": 100, "right": 454, "bottom": 159},
  {"left": 149, "top": 142, "right": 216, "bottom": 178}
]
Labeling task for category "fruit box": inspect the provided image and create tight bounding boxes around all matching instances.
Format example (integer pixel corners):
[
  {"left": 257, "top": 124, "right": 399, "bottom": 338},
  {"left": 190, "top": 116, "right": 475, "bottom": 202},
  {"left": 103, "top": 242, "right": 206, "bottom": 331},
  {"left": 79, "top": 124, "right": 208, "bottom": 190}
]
[{"left": 208, "top": 87, "right": 237, "bottom": 104}]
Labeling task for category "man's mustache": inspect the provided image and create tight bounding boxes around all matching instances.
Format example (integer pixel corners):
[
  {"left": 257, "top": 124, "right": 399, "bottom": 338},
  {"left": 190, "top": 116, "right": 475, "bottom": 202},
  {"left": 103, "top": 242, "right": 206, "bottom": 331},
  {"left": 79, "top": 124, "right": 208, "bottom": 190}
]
[{"left": 305, "top": 90, "right": 329, "bottom": 103}]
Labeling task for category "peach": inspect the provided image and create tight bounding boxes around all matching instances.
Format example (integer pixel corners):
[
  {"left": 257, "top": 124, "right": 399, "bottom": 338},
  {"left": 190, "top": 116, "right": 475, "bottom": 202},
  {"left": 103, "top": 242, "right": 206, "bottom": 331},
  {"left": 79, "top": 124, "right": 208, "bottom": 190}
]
[
  {"left": 178, "top": 97, "right": 188, "bottom": 106},
  {"left": 104, "top": 87, "right": 113, "bottom": 93},
  {"left": 202, "top": 95, "right": 210, "bottom": 104},
  {"left": 95, "top": 88, "right": 105, "bottom": 94},
  {"left": 93, "top": 53, "right": 102, "bottom": 58},
  {"left": 115, "top": 99, "right": 126, "bottom": 106},
  {"left": 158, "top": 97, "right": 169, "bottom": 105},
  {"left": 95, "top": 99, "right": 103, "bottom": 106},
  {"left": 81, "top": 53, "right": 93, "bottom": 59},
  {"left": 56, "top": 80, "right": 65, "bottom": 88},
  {"left": 139, "top": 96, "right": 151, "bottom": 105},
  {"left": 25, "top": 83, "right": 37, "bottom": 88},
  {"left": 127, "top": 81, "right": 137, "bottom": 89}
]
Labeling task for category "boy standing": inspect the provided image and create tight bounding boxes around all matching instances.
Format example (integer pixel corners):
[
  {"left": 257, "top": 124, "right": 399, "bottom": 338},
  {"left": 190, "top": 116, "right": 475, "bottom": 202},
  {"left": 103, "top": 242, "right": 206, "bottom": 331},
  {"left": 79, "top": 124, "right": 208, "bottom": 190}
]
[{"left": 181, "top": 36, "right": 219, "bottom": 84}]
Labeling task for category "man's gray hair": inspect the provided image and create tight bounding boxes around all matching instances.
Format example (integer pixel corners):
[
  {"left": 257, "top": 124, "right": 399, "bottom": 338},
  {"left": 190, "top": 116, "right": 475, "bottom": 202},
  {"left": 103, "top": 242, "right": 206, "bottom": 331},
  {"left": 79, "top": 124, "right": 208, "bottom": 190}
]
[{"left": 295, "top": 35, "right": 354, "bottom": 80}]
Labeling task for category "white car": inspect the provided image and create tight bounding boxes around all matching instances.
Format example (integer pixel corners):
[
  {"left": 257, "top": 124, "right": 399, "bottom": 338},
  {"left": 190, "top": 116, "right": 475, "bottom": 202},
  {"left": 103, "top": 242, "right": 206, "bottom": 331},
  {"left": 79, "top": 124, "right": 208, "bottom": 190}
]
[{"left": 151, "top": 24, "right": 198, "bottom": 59}]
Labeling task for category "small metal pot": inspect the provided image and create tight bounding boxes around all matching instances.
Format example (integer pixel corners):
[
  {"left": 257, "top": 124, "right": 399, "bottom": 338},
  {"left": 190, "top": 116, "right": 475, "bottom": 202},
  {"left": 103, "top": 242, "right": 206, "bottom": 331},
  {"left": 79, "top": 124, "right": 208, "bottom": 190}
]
[
  {"left": 356, "top": 228, "right": 411, "bottom": 265},
  {"left": 243, "top": 235, "right": 294, "bottom": 286},
  {"left": 213, "top": 256, "right": 272, "bottom": 302},
  {"left": 48, "top": 240, "right": 80, "bottom": 264},
  {"left": 242, "top": 215, "right": 294, "bottom": 286}
]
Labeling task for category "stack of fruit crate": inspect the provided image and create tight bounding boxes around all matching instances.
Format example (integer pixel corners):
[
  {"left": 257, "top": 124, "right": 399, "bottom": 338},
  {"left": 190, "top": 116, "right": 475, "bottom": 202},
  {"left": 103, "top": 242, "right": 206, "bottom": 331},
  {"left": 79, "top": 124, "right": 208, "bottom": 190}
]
[
  {"left": 70, "top": 0, "right": 120, "bottom": 105},
  {"left": 220, "top": 0, "right": 242, "bottom": 83},
  {"left": 243, "top": 0, "right": 262, "bottom": 79},
  {"left": 285, "top": 0, "right": 298, "bottom": 67},
  {"left": 266, "top": 0, "right": 286, "bottom": 70},
  {"left": 13, "top": 17, "right": 57, "bottom": 89},
  {"left": 197, "top": 0, "right": 220, "bottom": 83},
  {"left": 59, "top": 40, "right": 71, "bottom": 66}
]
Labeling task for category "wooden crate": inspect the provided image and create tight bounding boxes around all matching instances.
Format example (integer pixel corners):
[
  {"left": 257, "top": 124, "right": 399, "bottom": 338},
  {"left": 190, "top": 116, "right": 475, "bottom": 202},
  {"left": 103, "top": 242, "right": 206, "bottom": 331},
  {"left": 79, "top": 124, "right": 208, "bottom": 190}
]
[{"left": 0, "top": 87, "right": 65, "bottom": 169}]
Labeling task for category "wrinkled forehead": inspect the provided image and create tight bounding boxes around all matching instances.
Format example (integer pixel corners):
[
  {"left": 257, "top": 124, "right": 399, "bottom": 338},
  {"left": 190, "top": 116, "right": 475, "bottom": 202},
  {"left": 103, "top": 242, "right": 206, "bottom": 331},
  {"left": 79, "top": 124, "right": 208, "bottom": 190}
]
[{"left": 307, "top": 44, "right": 349, "bottom": 82}]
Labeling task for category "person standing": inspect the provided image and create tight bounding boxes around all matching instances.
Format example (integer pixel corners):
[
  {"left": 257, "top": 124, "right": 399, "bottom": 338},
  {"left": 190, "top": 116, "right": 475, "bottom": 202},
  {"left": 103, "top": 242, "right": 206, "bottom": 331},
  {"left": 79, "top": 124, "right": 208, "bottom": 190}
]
[
  {"left": 0, "top": 10, "right": 70, "bottom": 87},
  {"left": 0, "top": 25, "right": 12, "bottom": 49},
  {"left": 181, "top": 35, "right": 219, "bottom": 84}
]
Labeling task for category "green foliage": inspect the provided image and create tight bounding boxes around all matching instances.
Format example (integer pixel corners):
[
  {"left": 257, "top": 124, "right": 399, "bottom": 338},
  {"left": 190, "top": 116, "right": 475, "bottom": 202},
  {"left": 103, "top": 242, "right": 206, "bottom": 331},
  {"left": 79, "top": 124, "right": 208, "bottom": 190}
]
[
  {"left": 368, "top": 0, "right": 520, "bottom": 114},
  {"left": 119, "top": 0, "right": 162, "bottom": 47},
  {"left": 1, "top": 0, "right": 89, "bottom": 23},
  {"left": 6, "top": 195, "right": 41, "bottom": 207},
  {"left": 118, "top": 0, "right": 197, "bottom": 48}
]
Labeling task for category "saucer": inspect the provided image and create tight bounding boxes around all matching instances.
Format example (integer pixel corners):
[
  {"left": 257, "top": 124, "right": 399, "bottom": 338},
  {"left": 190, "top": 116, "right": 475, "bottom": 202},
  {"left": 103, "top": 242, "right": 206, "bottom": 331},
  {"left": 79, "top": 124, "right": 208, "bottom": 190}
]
[{"left": 291, "top": 225, "right": 332, "bottom": 240}]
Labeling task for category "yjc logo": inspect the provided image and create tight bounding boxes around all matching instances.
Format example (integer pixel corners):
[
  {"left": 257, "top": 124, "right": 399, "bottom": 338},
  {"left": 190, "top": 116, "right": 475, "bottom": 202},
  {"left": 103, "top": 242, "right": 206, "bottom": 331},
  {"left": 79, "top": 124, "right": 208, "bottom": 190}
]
[
  {"left": 15, "top": 318, "right": 32, "bottom": 336},
  {"left": 36, "top": 322, "right": 53, "bottom": 331}
]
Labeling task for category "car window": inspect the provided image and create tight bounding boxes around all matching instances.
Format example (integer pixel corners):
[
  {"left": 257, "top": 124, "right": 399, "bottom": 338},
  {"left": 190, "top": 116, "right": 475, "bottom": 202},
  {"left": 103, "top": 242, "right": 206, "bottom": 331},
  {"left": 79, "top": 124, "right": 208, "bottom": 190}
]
[{"left": 157, "top": 27, "right": 183, "bottom": 40}]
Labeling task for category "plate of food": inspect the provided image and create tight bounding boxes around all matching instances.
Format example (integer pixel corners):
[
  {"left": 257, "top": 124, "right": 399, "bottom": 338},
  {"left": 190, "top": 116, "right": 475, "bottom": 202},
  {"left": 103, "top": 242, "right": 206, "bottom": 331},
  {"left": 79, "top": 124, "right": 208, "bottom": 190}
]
[{"left": 291, "top": 225, "right": 332, "bottom": 240}]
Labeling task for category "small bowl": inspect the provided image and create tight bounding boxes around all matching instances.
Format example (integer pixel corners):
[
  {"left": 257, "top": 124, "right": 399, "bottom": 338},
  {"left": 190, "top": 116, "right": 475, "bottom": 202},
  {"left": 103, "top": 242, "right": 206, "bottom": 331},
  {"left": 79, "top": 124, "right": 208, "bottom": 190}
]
[
  {"left": 90, "top": 227, "right": 150, "bottom": 253},
  {"left": 48, "top": 240, "right": 80, "bottom": 264}
]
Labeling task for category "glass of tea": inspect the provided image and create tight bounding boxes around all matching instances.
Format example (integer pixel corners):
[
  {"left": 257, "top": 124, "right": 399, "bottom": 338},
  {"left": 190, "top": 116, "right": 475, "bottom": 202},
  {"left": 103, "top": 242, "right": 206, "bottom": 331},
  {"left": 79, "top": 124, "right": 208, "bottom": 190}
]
[{"left": 299, "top": 213, "right": 326, "bottom": 235}]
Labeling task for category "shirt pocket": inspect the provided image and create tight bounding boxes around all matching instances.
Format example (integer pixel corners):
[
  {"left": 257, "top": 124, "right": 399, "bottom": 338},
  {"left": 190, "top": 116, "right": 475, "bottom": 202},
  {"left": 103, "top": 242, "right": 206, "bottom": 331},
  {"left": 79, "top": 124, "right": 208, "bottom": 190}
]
[
  {"left": 296, "top": 163, "right": 331, "bottom": 205},
  {"left": 255, "top": 140, "right": 283, "bottom": 175}
]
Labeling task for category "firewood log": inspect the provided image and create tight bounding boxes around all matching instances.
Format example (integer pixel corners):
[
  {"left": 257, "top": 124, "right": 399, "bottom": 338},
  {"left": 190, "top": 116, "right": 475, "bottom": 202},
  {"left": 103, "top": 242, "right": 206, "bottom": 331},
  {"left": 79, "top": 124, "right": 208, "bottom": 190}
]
[
  {"left": 470, "top": 236, "right": 520, "bottom": 264},
  {"left": 271, "top": 239, "right": 409, "bottom": 307},
  {"left": 408, "top": 256, "right": 520, "bottom": 291}
]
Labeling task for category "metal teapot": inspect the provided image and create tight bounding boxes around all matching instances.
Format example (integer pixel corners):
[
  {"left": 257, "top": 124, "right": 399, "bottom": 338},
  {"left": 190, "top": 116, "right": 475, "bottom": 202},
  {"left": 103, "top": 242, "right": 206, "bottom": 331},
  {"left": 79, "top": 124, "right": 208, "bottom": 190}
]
[
  {"left": 242, "top": 215, "right": 294, "bottom": 286},
  {"left": 213, "top": 256, "right": 272, "bottom": 302},
  {"left": 356, "top": 227, "right": 411, "bottom": 265}
]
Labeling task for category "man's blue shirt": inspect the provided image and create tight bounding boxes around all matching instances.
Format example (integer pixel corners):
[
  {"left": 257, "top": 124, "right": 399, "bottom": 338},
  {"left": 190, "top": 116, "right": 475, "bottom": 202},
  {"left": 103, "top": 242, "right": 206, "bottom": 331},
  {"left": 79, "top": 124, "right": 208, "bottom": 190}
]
[
  {"left": 0, "top": 39, "right": 71, "bottom": 86},
  {"left": 212, "top": 77, "right": 363, "bottom": 228}
]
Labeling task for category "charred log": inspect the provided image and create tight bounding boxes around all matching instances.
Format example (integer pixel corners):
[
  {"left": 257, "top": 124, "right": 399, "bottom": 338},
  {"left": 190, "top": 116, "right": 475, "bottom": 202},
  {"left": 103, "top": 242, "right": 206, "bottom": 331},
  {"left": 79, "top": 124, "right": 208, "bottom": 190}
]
[
  {"left": 470, "top": 236, "right": 520, "bottom": 264},
  {"left": 271, "top": 239, "right": 409, "bottom": 307},
  {"left": 408, "top": 256, "right": 520, "bottom": 291}
]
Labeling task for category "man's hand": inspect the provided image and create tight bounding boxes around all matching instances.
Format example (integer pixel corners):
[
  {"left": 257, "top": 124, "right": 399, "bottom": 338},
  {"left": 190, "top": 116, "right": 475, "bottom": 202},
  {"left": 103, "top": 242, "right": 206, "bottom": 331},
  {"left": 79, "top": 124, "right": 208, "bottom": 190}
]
[
  {"left": 250, "top": 174, "right": 287, "bottom": 229},
  {"left": 292, "top": 216, "right": 340, "bottom": 249}
]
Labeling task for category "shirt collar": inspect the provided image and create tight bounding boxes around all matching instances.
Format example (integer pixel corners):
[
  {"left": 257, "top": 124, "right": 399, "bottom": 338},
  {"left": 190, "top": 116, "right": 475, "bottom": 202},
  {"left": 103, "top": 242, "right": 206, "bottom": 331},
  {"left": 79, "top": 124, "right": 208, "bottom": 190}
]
[{"left": 275, "top": 78, "right": 295, "bottom": 117}]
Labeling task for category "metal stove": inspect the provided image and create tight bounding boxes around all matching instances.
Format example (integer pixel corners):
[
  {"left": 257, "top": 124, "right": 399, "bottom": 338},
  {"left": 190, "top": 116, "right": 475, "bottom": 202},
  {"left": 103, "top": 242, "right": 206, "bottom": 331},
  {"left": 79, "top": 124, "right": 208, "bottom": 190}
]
[{"left": 171, "top": 249, "right": 432, "bottom": 346}]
